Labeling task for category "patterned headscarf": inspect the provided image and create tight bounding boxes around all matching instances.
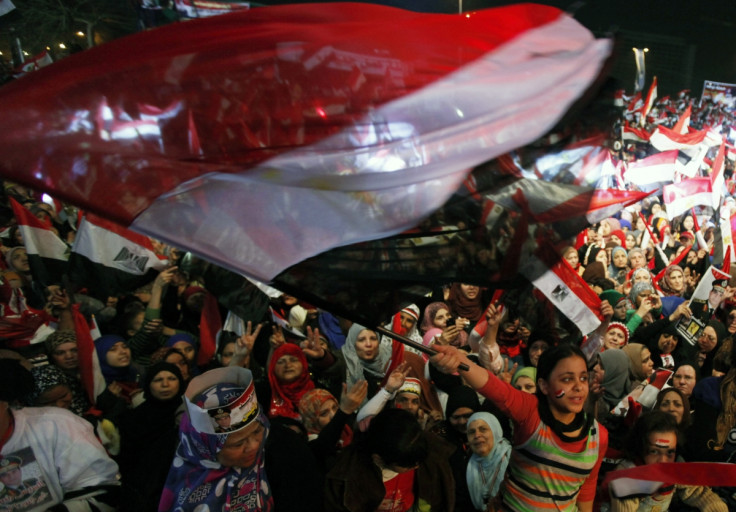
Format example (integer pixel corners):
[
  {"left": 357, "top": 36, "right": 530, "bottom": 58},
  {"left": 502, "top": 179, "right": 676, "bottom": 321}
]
[
  {"left": 159, "top": 367, "right": 273, "bottom": 512},
  {"left": 298, "top": 388, "right": 353, "bottom": 447},
  {"left": 267, "top": 343, "right": 314, "bottom": 419}
]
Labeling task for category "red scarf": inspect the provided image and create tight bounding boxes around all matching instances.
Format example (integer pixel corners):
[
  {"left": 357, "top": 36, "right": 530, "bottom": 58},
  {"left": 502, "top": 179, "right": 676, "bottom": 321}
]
[{"left": 268, "top": 343, "right": 314, "bottom": 419}]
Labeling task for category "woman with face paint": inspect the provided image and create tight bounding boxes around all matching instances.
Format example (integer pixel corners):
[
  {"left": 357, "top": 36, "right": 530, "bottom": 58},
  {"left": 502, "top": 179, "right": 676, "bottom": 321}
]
[
  {"left": 608, "top": 411, "right": 727, "bottom": 511},
  {"left": 430, "top": 343, "right": 608, "bottom": 512}
]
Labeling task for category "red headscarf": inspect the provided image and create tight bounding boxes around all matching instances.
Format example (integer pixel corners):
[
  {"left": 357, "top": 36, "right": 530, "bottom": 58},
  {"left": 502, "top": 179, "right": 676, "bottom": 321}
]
[
  {"left": 446, "top": 283, "right": 484, "bottom": 322},
  {"left": 268, "top": 343, "right": 314, "bottom": 419}
]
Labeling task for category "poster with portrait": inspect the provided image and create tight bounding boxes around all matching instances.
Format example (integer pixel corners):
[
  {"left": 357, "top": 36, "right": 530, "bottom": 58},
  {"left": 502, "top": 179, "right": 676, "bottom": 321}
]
[
  {"left": 0, "top": 447, "right": 53, "bottom": 511},
  {"left": 677, "top": 265, "right": 730, "bottom": 345},
  {"left": 700, "top": 80, "right": 736, "bottom": 111}
]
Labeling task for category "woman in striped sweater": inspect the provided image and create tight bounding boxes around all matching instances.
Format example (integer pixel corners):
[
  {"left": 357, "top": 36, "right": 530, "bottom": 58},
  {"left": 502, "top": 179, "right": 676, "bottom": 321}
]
[{"left": 431, "top": 343, "right": 608, "bottom": 512}]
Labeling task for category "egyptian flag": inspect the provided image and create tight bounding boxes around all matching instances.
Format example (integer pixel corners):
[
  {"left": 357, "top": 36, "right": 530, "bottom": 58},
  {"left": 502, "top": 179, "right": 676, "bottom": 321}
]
[
  {"left": 197, "top": 290, "right": 222, "bottom": 366},
  {"left": 521, "top": 241, "right": 603, "bottom": 336},
  {"left": 662, "top": 178, "right": 712, "bottom": 219},
  {"left": 0, "top": 3, "right": 613, "bottom": 290},
  {"left": 69, "top": 213, "right": 168, "bottom": 298},
  {"left": 73, "top": 304, "right": 106, "bottom": 404},
  {"left": 649, "top": 125, "right": 709, "bottom": 152},
  {"left": 673, "top": 102, "right": 692, "bottom": 134},
  {"left": 639, "top": 76, "right": 657, "bottom": 126},
  {"left": 624, "top": 150, "right": 677, "bottom": 188},
  {"left": 9, "top": 197, "right": 69, "bottom": 287}
]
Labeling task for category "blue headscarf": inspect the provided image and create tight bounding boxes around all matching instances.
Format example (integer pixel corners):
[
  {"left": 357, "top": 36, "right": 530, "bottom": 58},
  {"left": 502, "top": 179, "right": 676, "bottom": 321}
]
[
  {"left": 95, "top": 334, "right": 137, "bottom": 384},
  {"left": 466, "top": 412, "right": 512, "bottom": 509},
  {"left": 318, "top": 311, "right": 346, "bottom": 350}
]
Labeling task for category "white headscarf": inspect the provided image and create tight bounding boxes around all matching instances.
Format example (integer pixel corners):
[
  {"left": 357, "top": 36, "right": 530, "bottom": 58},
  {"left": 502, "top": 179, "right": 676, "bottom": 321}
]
[{"left": 466, "top": 412, "right": 512, "bottom": 509}]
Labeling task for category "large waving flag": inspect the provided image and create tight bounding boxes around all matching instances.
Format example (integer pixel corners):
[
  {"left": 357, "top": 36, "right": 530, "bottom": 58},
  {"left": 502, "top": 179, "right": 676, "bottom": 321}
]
[
  {"left": 69, "top": 213, "right": 169, "bottom": 298},
  {"left": 662, "top": 178, "right": 713, "bottom": 220},
  {"left": 73, "top": 305, "right": 107, "bottom": 404},
  {"left": 9, "top": 197, "right": 69, "bottom": 287},
  {"left": 0, "top": 3, "right": 611, "bottom": 290},
  {"left": 521, "top": 242, "right": 603, "bottom": 335},
  {"left": 649, "top": 125, "right": 708, "bottom": 151},
  {"left": 623, "top": 150, "right": 677, "bottom": 188}
]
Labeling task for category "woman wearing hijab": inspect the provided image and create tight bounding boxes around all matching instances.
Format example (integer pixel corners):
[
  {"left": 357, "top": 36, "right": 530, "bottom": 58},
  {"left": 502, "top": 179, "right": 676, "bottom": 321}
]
[
  {"left": 342, "top": 324, "right": 394, "bottom": 400},
  {"left": 118, "top": 362, "right": 185, "bottom": 512},
  {"left": 298, "top": 383, "right": 366, "bottom": 472},
  {"left": 445, "top": 283, "right": 485, "bottom": 331},
  {"left": 660, "top": 264, "right": 687, "bottom": 297},
  {"left": 466, "top": 412, "right": 512, "bottom": 511},
  {"left": 95, "top": 334, "right": 142, "bottom": 407},
  {"left": 622, "top": 343, "right": 655, "bottom": 387},
  {"left": 420, "top": 301, "right": 468, "bottom": 350},
  {"left": 608, "top": 246, "right": 630, "bottom": 285},
  {"left": 159, "top": 367, "right": 323, "bottom": 512},
  {"left": 599, "top": 349, "right": 632, "bottom": 413},
  {"left": 267, "top": 343, "right": 315, "bottom": 419}
]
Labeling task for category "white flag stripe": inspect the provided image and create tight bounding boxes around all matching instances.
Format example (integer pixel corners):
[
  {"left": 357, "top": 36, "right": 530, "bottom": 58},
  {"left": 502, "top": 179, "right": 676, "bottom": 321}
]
[
  {"left": 72, "top": 218, "right": 168, "bottom": 274},
  {"left": 20, "top": 225, "right": 68, "bottom": 261},
  {"left": 521, "top": 255, "right": 601, "bottom": 335}
]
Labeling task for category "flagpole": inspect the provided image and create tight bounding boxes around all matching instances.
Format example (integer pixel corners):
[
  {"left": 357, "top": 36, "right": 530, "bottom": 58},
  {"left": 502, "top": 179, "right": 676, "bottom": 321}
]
[{"left": 375, "top": 325, "right": 470, "bottom": 371}]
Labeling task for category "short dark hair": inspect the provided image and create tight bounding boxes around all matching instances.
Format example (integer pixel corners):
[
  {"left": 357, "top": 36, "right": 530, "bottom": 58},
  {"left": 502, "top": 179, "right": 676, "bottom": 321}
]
[{"left": 366, "top": 408, "right": 428, "bottom": 468}]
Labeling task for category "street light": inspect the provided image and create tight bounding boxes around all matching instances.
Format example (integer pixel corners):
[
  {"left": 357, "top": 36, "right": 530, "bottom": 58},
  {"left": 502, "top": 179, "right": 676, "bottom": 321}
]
[{"left": 633, "top": 47, "right": 649, "bottom": 93}]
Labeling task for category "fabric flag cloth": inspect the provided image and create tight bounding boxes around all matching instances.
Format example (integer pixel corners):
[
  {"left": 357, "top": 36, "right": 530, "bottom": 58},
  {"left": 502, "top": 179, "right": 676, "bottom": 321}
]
[
  {"left": 196, "top": 290, "right": 222, "bottom": 366},
  {"left": 672, "top": 102, "right": 691, "bottom": 134},
  {"left": 662, "top": 178, "right": 713, "bottom": 220},
  {"left": 623, "top": 150, "right": 677, "bottom": 188},
  {"left": 639, "top": 76, "right": 657, "bottom": 125},
  {"left": 9, "top": 197, "right": 69, "bottom": 287},
  {"left": 621, "top": 122, "right": 650, "bottom": 143},
  {"left": 69, "top": 213, "right": 169, "bottom": 298},
  {"left": 520, "top": 242, "right": 603, "bottom": 335},
  {"left": 710, "top": 141, "right": 726, "bottom": 209},
  {"left": 73, "top": 304, "right": 107, "bottom": 404},
  {"left": 604, "top": 462, "right": 736, "bottom": 499},
  {"left": 13, "top": 51, "right": 54, "bottom": 78},
  {"left": 0, "top": 0, "right": 14, "bottom": 16},
  {"left": 174, "top": 0, "right": 250, "bottom": 19},
  {"left": 649, "top": 126, "right": 708, "bottom": 152},
  {"left": 0, "top": 3, "right": 612, "bottom": 288}
]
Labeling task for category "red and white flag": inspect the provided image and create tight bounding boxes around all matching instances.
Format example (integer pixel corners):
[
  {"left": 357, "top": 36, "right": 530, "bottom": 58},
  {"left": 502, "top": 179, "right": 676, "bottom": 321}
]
[
  {"left": 710, "top": 141, "right": 726, "bottom": 209},
  {"left": 0, "top": 3, "right": 613, "bottom": 285},
  {"left": 662, "top": 178, "right": 713, "bottom": 219},
  {"left": 649, "top": 125, "right": 707, "bottom": 151},
  {"left": 73, "top": 305, "right": 106, "bottom": 404},
  {"left": 639, "top": 76, "right": 657, "bottom": 125},
  {"left": 69, "top": 213, "right": 168, "bottom": 298},
  {"left": 622, "top": 121, "right": 651, "bottom": 142},
  {"left": 9, "top": 197, "right": 69, "bottom": 287},
  {"left": 691, "top": 210, "right": 709, "bottom": 252},
  {"left": 672, "top": 102, "right": 691, "bottom": 134},
  {"left": 624, "top": 150, "right": 677, "bottom": 187},
  {"left": 521, "top": 243, "right": 603, "bottom": 335},
  {"left": 13, "top": 50, "right": 53, "bottom": 77}
]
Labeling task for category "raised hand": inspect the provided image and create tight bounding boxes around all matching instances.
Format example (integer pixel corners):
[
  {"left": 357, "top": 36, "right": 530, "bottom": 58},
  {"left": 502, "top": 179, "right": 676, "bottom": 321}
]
[
  {"left": 236, "top": 321, "right": 263, "bottom": 357},
  {"left": 154, "top": 266, "right": 178, "bottom": 289},
  {"left": 485, "top": 303, "right": 504, "bottom": 327},
  {"left": 339, "top": 380, "right": 369, "bottom": 414},
  {"left": 384, "top": 361, "right": 409, "bottom": 393},
  {"left": 498, "top": 358, "right": 518, "bottom": 385},
  {"left": 269, "top": 325, "right": 286, "bottom": 349},
  {"left": 300, "top": 326, "right": 326, "bottom": 359}
]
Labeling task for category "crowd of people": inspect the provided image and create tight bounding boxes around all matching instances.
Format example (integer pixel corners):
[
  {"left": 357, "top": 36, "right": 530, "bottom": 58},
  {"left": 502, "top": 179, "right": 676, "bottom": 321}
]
[{"left": 2, "top": 88, "right": 736, "bottom": 512}]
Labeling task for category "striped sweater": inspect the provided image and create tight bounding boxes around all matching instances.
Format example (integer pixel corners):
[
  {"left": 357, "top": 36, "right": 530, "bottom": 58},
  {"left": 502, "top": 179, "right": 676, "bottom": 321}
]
[{"left": 477, "top": 372, "right": 608, "bottom": 511}]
